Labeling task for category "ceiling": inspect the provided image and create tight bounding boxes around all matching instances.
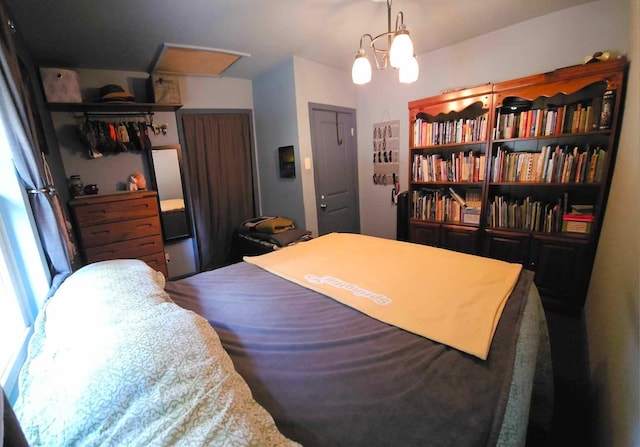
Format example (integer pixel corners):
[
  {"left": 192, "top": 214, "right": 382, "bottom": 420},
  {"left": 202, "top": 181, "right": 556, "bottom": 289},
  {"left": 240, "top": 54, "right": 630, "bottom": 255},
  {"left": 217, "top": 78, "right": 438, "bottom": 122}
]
[{"left": 7, "top": 0, "right": 594, "bottom": 81}]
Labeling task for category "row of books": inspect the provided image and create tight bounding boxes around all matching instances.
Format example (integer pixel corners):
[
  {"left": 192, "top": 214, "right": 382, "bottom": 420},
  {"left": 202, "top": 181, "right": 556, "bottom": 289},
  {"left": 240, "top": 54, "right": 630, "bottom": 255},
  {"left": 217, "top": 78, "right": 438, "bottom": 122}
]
[
  {"left": 411, "top": 188, "right": 482, "bottom": 223},
  {"left": 412, "top": 151, "right": 486, "bottom": 183},
  {"left": 490, "top": 145, "right": 607, "bottom": 183},
  {"left": 413, "top": 113, "right": 488, "bottom": 147},
  {"left": 487, "top": 195, "right": 566, "bottom": 233},
  {"left": 494, "top": 99, "right": 602, "bottom": 139}
]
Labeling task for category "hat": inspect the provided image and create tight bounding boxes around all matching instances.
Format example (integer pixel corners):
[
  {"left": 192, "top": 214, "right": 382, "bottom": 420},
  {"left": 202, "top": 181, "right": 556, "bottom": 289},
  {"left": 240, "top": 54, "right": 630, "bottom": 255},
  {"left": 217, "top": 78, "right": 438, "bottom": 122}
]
[
  {"left": 99, "top": 84, "right": 135, "bottom": 102},
  {"left": 584, "top": 51, "right": 617, "bottom": 64}
]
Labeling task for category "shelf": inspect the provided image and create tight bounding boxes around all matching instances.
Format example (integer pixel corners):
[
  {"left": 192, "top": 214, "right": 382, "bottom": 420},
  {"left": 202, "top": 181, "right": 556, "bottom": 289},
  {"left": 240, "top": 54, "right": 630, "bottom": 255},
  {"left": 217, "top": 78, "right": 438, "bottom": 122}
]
[
  {"left": 410, "top": 140, "right": 488, "bottom": 150},
  {"left": 407, "top": 59, "right": 628, "bottom": 313},
  {"left": 412, "top": 181, "right": 483, "bottom": 186},
  {"left": 492, "top": 129, "right": 611, "bottom": 143},
  {"left": 410, "top": 218, "right": 479, "bottom": 229},
  {"left": 484, "top": 226, "right": 591, "bottom": 241},
  {"left": 46, "top": 102, "right": 183, "bottom": 113},
  {"left": 488, "top": 181, "right": 602, "bottom": 187}
]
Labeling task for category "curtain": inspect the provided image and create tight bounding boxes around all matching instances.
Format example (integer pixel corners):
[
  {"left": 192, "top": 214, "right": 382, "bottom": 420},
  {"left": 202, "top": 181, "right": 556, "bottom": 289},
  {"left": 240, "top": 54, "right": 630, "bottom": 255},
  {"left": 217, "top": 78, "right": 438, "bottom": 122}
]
[
  {"left": 0, "top": 5, "right": 75, "bottom": 293},
  {"left": 182, "top": 113, "right": 254, "bottom": 271}
]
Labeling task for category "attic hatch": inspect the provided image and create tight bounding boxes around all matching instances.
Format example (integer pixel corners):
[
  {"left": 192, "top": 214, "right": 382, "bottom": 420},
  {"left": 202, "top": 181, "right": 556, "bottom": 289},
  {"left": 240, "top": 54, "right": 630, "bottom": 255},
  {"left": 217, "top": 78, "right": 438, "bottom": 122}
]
[{"left": 151, "top": 43, "right": 250, "bottom": 76}]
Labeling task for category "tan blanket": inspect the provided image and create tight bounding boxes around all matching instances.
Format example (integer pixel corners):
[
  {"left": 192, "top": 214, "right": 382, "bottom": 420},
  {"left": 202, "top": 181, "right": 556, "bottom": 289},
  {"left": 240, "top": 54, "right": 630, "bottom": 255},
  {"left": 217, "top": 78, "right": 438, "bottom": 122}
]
[{"left": 244, "top": 233, "right": 522, "bottom": 359}]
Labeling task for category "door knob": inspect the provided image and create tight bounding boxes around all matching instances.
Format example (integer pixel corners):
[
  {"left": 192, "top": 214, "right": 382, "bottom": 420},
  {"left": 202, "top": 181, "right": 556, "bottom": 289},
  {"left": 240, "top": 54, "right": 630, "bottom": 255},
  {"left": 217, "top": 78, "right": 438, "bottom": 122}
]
[{"left": 320, "top": 204, "right": 327, "bottom": 209}]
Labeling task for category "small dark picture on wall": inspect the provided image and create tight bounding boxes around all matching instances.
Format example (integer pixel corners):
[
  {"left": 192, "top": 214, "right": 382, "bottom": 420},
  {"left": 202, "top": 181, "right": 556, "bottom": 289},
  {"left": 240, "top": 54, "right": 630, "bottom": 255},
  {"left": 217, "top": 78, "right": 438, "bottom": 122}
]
[{"left": 278, "top": 145, "right": 296, "bottom": 178}]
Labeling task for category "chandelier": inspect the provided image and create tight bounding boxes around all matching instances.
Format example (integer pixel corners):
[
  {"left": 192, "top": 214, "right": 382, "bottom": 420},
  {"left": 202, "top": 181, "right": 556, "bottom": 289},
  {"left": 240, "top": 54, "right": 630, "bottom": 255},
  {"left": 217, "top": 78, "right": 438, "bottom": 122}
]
[{"left": 352, "top": 0, "right": 419, "bottom": 85}]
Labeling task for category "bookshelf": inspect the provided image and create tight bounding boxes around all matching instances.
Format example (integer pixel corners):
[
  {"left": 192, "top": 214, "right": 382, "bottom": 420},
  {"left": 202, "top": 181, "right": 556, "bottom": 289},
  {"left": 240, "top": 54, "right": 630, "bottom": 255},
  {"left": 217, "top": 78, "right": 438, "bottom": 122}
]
[
  {"left": 407, "top": 59, "right": 628, "bottom": 313},
  {"left": 408, "top": 85, "right": 492, "bottom": 255}
]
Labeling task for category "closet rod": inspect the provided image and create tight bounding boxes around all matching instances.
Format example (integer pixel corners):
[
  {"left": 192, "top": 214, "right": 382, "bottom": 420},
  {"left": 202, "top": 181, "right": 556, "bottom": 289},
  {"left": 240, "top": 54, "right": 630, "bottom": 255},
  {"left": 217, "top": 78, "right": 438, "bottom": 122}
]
[{"left": 78, "top": 111, "right": 155, "bottom": 119}]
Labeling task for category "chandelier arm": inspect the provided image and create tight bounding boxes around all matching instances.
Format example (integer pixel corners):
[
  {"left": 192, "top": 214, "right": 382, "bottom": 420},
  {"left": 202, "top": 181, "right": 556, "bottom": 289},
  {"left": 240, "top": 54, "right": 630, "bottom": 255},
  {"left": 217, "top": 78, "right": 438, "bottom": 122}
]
[
  {"left": 387, "top": 0, "right": 392, "bottom": 47},
  {"left": 359, "top": 33, "right": 374, "bottom": 50},
  {"left": 369, "top": 32, "right": 395, "bottom": 70},
  {"left": 395, "top": 11, "right": 404, "bottom": 32}
]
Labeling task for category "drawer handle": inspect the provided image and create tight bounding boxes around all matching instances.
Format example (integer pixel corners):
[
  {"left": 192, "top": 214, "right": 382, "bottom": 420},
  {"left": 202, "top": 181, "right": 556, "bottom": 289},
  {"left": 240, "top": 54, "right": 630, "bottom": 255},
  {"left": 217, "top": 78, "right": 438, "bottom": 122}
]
[
  {"left": 135, "top": 224, "right": 153, "bottom": 229},
  {"left": 140, "top": 242, "right": 156, "bottom": 247}
]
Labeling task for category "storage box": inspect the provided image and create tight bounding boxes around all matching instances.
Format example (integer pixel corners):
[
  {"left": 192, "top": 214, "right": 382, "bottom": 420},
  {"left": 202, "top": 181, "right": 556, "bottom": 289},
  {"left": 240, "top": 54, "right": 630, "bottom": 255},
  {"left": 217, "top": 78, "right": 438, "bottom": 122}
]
[
  {"left": 149, "top": 73, "right": 181, "bottom": 104},
  {"left": 39, "top": 68, "right": 82, "bottom": 103},
  {"left": 562, "top": 214, "right": 594, "bottom": 234},
  {"left": 462, "top": 207, "right": 481, "bottom": 225}
]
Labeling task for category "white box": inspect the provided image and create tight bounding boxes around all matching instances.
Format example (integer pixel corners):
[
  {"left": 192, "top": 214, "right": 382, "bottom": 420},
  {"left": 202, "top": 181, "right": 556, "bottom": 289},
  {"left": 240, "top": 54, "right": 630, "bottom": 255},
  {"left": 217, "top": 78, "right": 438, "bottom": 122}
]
[{"left": 39, "top": 68, "right": 82, "bottom": 103}]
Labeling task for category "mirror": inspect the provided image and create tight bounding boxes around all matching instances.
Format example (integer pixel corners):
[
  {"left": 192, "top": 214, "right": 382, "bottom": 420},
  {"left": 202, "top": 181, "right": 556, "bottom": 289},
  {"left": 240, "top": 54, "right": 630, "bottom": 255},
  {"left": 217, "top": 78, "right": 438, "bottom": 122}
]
[{"left": 148, "top": 144, "right": 192, "bottom": 241}]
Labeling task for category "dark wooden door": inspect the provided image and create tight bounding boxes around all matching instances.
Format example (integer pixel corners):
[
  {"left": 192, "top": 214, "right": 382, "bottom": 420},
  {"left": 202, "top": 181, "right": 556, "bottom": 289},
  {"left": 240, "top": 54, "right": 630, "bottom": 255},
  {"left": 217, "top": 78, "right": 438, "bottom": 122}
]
[
  {"left": 530, "top": 236, "right": 591, "bottom": 312},
  {"left": 441, "top": 226, "right": 479, "bottom": 254},
  {"left": 411, "top": 222, "right": 440, "bottom": 247},
  {"left": 483, "top": 230, "right": 530, "bottom": 265}
]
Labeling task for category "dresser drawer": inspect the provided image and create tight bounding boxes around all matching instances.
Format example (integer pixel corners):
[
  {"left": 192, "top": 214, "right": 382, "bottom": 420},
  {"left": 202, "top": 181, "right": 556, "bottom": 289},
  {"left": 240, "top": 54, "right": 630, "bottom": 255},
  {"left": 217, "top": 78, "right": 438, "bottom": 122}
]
[
  {"left": 73, "top": 196, "right": 159, "bottom": 226},
  {"left": 79, "top": 216, "right": 161, "bottom": 248},
  {"left": 85, "top": 235, "right": 164, "bottom": 263},
  {"left": 139, "top": 252, "right": 169, "bottom": 277}
]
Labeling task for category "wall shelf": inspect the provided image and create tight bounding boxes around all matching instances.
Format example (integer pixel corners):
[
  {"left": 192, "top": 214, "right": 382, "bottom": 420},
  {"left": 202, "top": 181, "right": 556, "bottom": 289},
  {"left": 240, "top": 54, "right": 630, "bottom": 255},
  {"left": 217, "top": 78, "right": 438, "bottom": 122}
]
[{"left": 46, "top": 102, "right": 183, "bottom": 113}]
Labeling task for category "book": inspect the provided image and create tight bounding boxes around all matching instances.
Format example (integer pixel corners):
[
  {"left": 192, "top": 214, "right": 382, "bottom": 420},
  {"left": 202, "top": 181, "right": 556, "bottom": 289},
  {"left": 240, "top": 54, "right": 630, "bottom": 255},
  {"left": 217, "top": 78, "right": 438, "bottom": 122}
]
[{"left": 449, "top": 187, "right": 467, "bottom": 207}]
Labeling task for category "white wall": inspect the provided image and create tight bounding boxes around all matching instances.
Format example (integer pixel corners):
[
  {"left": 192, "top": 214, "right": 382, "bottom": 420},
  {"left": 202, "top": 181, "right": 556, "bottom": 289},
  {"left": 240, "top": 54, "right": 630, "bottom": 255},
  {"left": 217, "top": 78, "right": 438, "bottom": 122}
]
[
  {"left": 354, "top": 1, "right": 636, "bottom": 446},
  {"left": 292, "top": 56, "right": 357, "bottom": 236},
  {"left": 585, "top": 1, "right": 640, "bottom": 446}
]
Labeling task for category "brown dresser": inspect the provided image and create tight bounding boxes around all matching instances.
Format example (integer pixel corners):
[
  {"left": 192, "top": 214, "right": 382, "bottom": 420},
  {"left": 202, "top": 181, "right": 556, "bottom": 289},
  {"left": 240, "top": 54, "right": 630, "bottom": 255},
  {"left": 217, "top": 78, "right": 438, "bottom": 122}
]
[{"left": 69, "top": 191, "right": 168, "bottom": 277}]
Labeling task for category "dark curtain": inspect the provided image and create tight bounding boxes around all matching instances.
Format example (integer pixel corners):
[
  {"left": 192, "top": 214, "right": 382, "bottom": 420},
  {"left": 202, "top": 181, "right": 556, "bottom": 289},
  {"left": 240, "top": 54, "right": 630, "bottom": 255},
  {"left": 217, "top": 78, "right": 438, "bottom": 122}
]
[
  {"left": 0, "top": 2, "right": 75, "bottom": 293},
  {"left": 182, "top": 113, "right": 254, "bottom": 271}
]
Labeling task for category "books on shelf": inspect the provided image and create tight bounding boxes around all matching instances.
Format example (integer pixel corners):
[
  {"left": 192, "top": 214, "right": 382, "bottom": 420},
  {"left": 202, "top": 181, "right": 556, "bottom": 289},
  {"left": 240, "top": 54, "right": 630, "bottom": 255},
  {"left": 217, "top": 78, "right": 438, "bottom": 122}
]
[
  {"left": 412, "top": 187, "right": 482, "bottom": 224},
  {"left": 412, "top": 151, "right": 486, "bottom": 182},
  {"left": 413, "top": 112, "right": 488, "bottom": 146},
  {"left": 490, "top": 145, "right": 606, "bottom": 183},
  {"left": 487, "top": 194, "right": 568, "bottom": 233},
  {"left": 494, "top": 100, "right": 601, "bottom": 139}
]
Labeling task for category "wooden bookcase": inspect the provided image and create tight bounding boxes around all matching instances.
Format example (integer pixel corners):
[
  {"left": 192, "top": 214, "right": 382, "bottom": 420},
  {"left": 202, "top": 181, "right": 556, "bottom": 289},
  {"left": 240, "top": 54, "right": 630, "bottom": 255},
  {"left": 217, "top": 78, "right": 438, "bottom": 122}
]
[
  {"left": 408, "top": 84, "right": 492, "bottom": 255},
  {"left": 407, "top": 59, "right": 628, "bottom": 314}
]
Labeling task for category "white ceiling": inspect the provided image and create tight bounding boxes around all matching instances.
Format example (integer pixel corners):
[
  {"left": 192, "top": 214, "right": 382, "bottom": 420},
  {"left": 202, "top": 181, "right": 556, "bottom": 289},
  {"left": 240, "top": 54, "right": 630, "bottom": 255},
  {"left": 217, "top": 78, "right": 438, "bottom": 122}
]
[{"left": 7, "top": 0, "right": 594, "bottom": 80}]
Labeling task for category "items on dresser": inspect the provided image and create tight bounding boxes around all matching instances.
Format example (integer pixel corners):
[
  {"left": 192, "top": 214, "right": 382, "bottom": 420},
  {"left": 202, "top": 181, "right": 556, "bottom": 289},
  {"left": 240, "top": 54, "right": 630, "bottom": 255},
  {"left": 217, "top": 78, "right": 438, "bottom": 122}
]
[{"left": 69, "top": 191, "right": 168, "bottom": 277}]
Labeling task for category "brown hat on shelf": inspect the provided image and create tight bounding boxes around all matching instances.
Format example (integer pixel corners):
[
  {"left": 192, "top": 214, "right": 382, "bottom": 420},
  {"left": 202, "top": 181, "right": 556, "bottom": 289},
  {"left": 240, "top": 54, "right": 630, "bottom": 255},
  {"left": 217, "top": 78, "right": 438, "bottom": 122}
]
[{"left": 98, "top": 84, "right": 135, "bottom": 102}]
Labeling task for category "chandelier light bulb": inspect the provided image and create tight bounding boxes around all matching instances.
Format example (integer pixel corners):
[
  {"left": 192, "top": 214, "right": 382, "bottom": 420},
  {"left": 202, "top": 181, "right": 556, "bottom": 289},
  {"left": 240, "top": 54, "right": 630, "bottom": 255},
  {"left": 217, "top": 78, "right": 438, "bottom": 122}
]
[
  {"left": 389, "top": 28, "right": 414, "bottom": 69},
  {"left": 352, "top": 51, "right": 372, "bottom": 85},
  {"left": 399, "top": 55, "right": 419, "bottom": 84},
  {"left": 351, "top": 2, "right": 417, "bottom": 84}
]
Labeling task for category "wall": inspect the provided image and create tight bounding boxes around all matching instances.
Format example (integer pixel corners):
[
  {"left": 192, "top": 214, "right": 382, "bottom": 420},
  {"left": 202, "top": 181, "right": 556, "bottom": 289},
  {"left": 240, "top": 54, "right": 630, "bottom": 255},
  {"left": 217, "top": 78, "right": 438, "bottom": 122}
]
[
  {"left": 354, "top": 1, "right": 637, "bottom": 445},
  {"left": 585, "top": 1, "right": 640, "bottom": 446},
  {"left": 292, "top": 56, "right": 357, "bottom": 236},
  {"left": 50, "top": 69, "right": 254, "bottom": 278},
  {"left": 252, "top": 58, "right": 303, "bottom": 226}
]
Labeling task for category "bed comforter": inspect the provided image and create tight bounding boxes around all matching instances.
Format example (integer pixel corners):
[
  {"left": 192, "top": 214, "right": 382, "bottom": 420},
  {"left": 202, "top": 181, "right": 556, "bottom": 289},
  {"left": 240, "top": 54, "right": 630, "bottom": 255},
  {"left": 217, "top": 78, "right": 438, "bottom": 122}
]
[{"left": 14, "top": 260, "right": 298, "bottom": 447}]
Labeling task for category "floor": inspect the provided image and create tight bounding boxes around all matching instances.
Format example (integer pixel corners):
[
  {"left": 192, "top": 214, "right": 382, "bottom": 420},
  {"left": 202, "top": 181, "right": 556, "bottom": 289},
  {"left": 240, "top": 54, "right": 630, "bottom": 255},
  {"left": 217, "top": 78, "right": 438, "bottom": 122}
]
[{"left": 528, "top": 309, "right": 592, "bottom": 446}]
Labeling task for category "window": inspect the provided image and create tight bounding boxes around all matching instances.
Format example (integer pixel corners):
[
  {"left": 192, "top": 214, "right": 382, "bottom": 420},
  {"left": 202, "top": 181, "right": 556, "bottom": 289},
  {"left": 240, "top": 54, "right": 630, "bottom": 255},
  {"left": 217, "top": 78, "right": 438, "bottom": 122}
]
[
  {"left": 0, "top": 215, "right": 31, "bottom": 384},
  {"left": 0, "top": 110, "right": 49, "bottom": 400}
]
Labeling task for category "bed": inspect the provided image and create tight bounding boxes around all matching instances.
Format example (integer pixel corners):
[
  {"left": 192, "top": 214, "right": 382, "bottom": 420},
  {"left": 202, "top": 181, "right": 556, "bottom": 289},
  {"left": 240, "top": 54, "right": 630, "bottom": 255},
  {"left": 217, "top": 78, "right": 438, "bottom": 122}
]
[{"left": 15, "top": 233, "right": 552, "bottom": 447}]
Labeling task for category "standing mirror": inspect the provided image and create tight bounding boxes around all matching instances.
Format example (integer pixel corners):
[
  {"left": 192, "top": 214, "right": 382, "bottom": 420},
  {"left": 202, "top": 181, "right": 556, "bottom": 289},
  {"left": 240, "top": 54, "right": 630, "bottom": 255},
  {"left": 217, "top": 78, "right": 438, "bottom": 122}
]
[{"left": 148, "top": 144, "right": 192, "bottom": 241}]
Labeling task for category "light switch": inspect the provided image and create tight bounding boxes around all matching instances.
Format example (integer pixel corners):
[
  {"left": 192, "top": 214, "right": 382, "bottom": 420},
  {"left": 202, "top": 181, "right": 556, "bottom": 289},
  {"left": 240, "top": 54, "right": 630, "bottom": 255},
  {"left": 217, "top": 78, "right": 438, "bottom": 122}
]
[{"left": 304, "top": 157, "right": 311, "bottom": 170}]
